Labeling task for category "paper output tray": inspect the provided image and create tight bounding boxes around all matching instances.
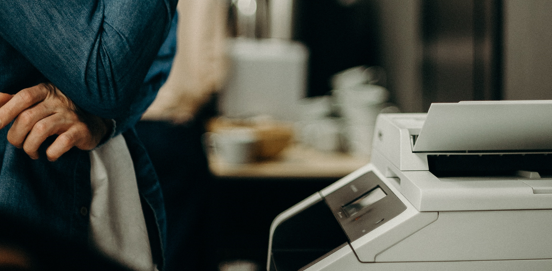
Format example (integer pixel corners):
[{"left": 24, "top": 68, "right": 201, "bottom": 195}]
[{"left": 412, "top": 101, "right": 552, "bottom": 152}]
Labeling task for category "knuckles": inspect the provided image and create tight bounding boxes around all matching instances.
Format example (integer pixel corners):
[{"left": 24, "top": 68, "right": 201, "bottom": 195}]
[
  {"left": 17, "top": 110, "right": 35, "bottom": 124},
  {"left": 32, "top": 121, "right": 49, "bottom": 135},
  {"left": 6, "top": 135, "right": 22, "bottom": 149},
  {"left": 17, "top": 87, "right": 42, "bottom": 106},
  {"left": 56, "top": 132, "right": 77, "bottom": 147},
  {"left": 22, "top": 145, "right": 39, "bottom": 160}
]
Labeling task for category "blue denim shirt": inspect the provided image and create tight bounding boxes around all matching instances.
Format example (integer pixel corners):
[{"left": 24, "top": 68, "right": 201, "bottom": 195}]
[{"left": 0, "top": 1, "right": 178, "bottom": 269}]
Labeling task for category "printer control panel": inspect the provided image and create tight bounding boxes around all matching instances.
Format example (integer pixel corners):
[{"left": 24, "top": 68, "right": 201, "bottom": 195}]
[{"left": 324, "top": 171, "right": 406, "bottom": 241}]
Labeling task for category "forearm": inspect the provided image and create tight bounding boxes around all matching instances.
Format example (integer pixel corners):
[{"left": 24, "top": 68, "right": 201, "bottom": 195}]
[{"left": 0, "top": 0, "right": 178, "bottom": 119}]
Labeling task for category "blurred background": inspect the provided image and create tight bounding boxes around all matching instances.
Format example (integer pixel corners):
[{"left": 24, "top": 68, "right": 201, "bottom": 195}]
[
  {"left": 139, "top": 0, "right": 552, "bottom": 270},
  {"left": 214, "top": 0, "right": 552, "bottom": 161},
  {"left": 223, "top": 0, "right": 552, "bottom": 114}
]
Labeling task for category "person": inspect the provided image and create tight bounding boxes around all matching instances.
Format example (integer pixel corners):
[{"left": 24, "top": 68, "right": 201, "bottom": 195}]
[{"left": 0, "top": 1, "right": 178, "bottom": 270}]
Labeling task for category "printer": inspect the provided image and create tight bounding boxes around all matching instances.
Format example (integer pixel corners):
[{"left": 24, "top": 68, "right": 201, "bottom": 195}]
[{"left": 267, "top": 101, "right": 552, "bottom": 271}]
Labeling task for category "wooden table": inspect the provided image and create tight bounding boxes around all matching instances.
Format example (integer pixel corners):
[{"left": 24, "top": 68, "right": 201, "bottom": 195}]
[{"left": 208, "top": 144, "right": 370, "bottom": 179}]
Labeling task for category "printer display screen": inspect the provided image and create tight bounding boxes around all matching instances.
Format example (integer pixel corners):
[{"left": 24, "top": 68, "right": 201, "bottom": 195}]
[
  {"left": 342, "top": 186, "right": 387, "bottom": 217},
  {"left": 325, "top": 171, "right": 407, "bottom": 241}
]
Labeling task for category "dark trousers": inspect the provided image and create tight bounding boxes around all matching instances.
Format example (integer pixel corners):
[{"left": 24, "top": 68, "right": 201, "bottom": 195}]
[{"left": 136, "top": 118, "right": 212, "bottom": 271}]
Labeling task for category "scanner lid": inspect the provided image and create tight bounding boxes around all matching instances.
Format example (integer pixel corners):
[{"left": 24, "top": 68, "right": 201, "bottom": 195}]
[{"left": 412, "top": 101, "right": 552, "bottom": 152}]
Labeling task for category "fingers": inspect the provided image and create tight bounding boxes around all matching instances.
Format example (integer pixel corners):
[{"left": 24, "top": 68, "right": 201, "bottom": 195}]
[
  {"left": 20, "top": 114, "right": 66, "bottom": 160},
  {"left": 45, "top": 134, "right": 75, "bottom": 162},
  {"left": 21, "top": 115, "right": 93, "bottom": 161},
  {"left": 7, "top": 102, "right": 52, "bottom": 149},
  {"left": 0, "top": 85, "right": 49, "bottom": 129},
  {"left": 43, "top": 115, "right": 106, "bottom": 161},
  {"left": 46, "top": 125, "right": 93, "bottom": 162},
  {"left": 0, "top": 93, "right": 13, "bottom": 107},
  {"left": 3, "top": 83, "right": 109, "bottom": 161}
]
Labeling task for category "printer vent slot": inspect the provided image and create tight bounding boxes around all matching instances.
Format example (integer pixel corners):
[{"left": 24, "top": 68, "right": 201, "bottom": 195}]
[
  {"left": 428, "top": 154, "right": 552, "bottom": 177},
  {"left": 385, "top": 168, "right": 401, "bottom": 187}
]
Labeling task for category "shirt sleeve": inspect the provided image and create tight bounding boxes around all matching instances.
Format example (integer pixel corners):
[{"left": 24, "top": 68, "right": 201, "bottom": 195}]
[{"left": 0, "top": 0, "right": 178, "bottom": 123}]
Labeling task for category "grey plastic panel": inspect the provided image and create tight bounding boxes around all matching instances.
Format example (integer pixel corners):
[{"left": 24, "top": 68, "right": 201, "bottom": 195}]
[
  {"left": 324, "top": 171, "right": 407, "bottom": 241},
  {"left": 413, "top": 101, "right": 552, "bottom": 152}
]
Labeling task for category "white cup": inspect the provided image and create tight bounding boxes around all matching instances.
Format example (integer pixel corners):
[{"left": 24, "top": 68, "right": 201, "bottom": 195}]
[
  {"left": 343, "top": 124, "right": 375, "bottom": 158},
  {"left": 300, "top": 118, "right": 343, "bottom": 152},
  {"left": 206, "top": 128, "right": 257, "bottom": 164}
]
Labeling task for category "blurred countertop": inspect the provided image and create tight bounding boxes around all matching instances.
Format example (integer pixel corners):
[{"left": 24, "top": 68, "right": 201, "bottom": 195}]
[{"left": 208, "top": 144, "right": 370, "bottom": 179}]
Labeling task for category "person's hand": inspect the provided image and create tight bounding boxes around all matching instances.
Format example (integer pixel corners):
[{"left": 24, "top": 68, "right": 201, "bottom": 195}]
[{"left": 0, "top": 83, "right": 111, "bottom": 161}]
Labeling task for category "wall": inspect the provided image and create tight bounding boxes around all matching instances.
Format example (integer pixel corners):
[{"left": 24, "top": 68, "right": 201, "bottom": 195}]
[
  {"left": 374, "top": 0, "right": 552, "bottom": 112},
  {"left": 372, "top": 0, "right": 424, "bottom": 113},
  {"left": 503, "top": 0, "right": 552, "bottom": 100}
]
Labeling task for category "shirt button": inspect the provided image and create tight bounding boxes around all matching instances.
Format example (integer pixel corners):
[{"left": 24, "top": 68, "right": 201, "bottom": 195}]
[{"left": 80, "top": 207, "right": 88, "bottom": 216}]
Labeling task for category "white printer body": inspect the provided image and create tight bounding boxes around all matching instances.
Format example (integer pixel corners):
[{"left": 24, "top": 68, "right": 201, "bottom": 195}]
[{"left": 267, "top": 101, "right": 552, "bottom": 271}]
